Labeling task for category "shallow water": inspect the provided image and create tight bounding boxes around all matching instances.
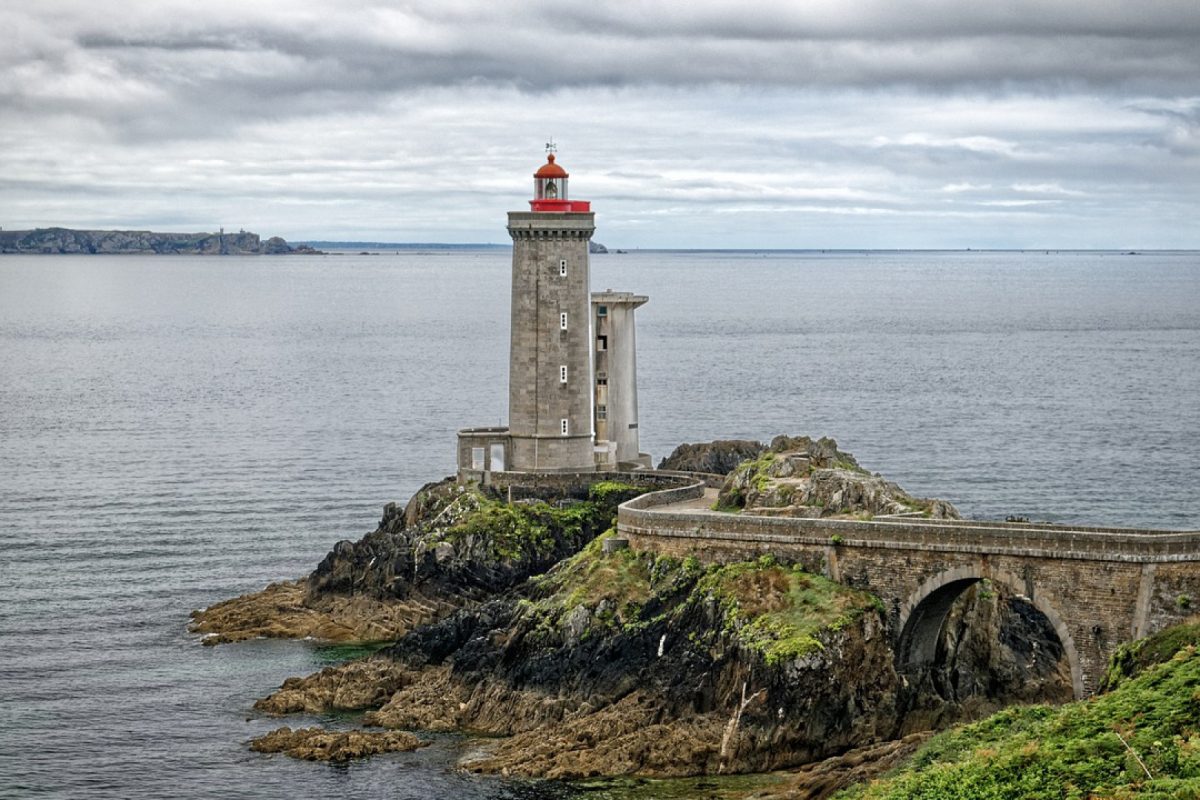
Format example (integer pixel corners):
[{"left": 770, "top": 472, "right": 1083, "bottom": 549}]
[{"left": 1, "top": 250, "right": 1197, "bottom": 798}]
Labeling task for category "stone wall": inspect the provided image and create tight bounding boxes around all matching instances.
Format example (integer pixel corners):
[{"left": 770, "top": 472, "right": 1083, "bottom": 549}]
[{"left": 617, "top": 480, "right": 1200, "bottom": 697}]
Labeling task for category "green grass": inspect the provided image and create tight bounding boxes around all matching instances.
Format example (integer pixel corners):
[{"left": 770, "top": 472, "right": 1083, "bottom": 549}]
[
  {"left": 531, "top": 531, "right": 657, "bottom": 623},
  {"left": 837, "top": 642, "right": 1200, "bottom": 800},
  {"left": 695, "top": 562, "right": 881, "bottom": 666}
]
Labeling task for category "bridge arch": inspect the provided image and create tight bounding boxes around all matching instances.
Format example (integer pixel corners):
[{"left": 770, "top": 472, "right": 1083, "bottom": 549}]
[{"left": 896, "top": 565, "right": 1084, "bottom": 699}]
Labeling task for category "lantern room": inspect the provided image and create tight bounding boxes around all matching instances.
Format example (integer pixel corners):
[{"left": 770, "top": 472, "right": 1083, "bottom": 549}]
[{"left": 530, "top": 153, "right": 591, "bottom": 212}]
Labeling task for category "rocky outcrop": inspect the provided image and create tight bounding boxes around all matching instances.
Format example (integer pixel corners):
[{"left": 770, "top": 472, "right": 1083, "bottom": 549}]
[
  {"left": 206, "top": 449, "right": 1077, "bottom": 786},
  {"left": 188, "top": 580, "right": 447, "bottom": 645},
  {"left": 0, "top": 227, "right": 321, "bottom": 255},
  {"left": 717, "top": 436, "right": 959, "bottom": 519},
  {"left": 657, "top": 440, "right": 766, "bottom": 475},
  {"left": 756, "top": 732, "right": 933, "bottom": 800},
  {"left": 250, "top": 526, "right": 1073, "bottom": 779},
  {"left": 253, "top": 658, "right": 415, "bottom": 715},
  {"left": 260, "top": 538, "right": 903, "bottom": 777},
  {"left": 249, "top": 726, "right": 426, "bottom": 762},
  {"left": 190, "top": 479, "right": 641, "bottom": 646}
]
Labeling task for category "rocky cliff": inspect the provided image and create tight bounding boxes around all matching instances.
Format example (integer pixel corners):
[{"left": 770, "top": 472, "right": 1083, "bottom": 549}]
[
  {"left": 204, "top": 443, "right": 1073, "bottom": 782},
  {"left": 0, "top": 227, "right": 321, "bottom": 254},
  {"left": 190, "top": 479, "right": 642, "bottom": 645}
]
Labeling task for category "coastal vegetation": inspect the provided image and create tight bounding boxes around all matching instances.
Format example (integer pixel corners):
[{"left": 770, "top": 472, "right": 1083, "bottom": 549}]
[{"left": 837, "top": 620, "right": 1200, "bottom": 800}]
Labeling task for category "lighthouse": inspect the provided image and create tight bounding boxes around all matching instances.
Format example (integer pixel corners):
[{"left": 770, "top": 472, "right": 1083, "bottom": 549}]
[
  {"left": 456, "top": 150, "right": 650, "bottom": 477},
  {"left": 505, "top": 152, "right": 597, "bottom": 472}
]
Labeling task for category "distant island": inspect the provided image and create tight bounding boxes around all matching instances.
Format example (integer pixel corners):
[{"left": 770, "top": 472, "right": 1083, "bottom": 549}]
[{"left": 0, "top": 227, "right": 322, "bottom": 255}]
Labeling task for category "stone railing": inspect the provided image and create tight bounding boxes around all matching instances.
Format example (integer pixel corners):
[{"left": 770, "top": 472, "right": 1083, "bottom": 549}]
[{"left": 618, "top": 484, "right": 1200, "bottom": 564}]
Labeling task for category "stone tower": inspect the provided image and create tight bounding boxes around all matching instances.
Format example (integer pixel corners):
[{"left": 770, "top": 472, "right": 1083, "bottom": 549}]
[
  {"left": 592, "top": 291, "right": 649, "bottom": 467},
  {"left": 505, "top": 153, "right": 596, "bottom": 472}
]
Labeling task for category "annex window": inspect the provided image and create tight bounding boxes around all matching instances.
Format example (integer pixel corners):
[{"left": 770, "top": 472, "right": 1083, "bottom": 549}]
[
  {"left": 560, "top": 365, "right": 568, "bottom": 383},
  {"left": 596, "top": 334, "right": 607, "bottom": 351},
  {"left": 560, "top": 312, "right": 568, "bottom": 330},
  {"left": 560, "top": 418, "right": 569, "bottom": 436},
  {"left": 471, "top": 447, "right": 485, "bottom": 470},
  {"left": 559, "top": 259, "right": 567, "bottom": 277}
]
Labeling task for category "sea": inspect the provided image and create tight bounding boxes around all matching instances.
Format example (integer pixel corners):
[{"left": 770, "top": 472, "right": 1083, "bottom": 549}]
[{"left": 1, "top": 249, "right": 1198, "bottom": 799}]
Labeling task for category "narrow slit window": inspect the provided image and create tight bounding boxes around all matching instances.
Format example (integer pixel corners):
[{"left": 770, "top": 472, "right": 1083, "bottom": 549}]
[
  {"left": 559, "top": 259, "right": 567, "bottom": 277},
  {"left": 560, "top": 365, "right": 568, "bottom": 383},
  {"left": 560, "top": 418, "right": 569, "bottom": 436},
  {"left": 597, "top": 334, "right": 607, "bottom": 351},
  {"left": 560, "top": 312, "right": 568, "bottom": 330}
]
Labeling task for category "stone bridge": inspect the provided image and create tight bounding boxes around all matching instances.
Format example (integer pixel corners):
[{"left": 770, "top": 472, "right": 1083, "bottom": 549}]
[{"left": 616, "top": 477, "right": 1200, "bottom": 697}]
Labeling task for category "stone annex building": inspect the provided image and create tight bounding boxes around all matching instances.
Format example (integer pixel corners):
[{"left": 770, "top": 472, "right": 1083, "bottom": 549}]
[
  {"left": 458, "top": 151, "right": 651, "bottom": 474},
  {"left": 458, "top": 151, "right": 1200, "bottom": 699}
]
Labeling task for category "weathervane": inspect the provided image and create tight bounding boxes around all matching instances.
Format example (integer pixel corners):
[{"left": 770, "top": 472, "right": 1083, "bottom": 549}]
[{"left": 545, "top": 138, "right": 557, "bottom": 155}]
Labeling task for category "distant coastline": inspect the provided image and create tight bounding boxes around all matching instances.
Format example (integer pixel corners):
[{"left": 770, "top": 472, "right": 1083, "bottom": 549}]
[{"left": 0, "top": 227, "right": 322, "bottom": 255}]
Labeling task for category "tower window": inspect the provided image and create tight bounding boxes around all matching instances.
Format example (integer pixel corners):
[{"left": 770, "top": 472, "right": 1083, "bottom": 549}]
[
  {"left": 560, "top": 418, "right": 569, "bottom": 436},
  {"left": 597, "top": 305, "right": 608, "bottom": 317},
  {"left": 596, "top": 335, "right": 607, "bottom": 351},
  {"left": 596, "top": 377, "right": 608, "bottom": 386},
  {"left": 560, "top": 365, "right": 568, "bottom": 383},
  {"left": 559, "top": 259, "right": 567, "bottom": 277},
  {"left": 597, "top": 405, "right": 607, "bottom": 420},
  {"left": 560, "top": 312, "right": 568, "bottom": 330}
]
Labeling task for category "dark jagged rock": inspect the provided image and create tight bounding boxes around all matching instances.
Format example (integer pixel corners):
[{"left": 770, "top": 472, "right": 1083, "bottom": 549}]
[
  {"left": 191, "top": 478, "right": 638, "bottom": 645},
  {"left": 657, "top": 440, "right": 766, "bottom": 475}
]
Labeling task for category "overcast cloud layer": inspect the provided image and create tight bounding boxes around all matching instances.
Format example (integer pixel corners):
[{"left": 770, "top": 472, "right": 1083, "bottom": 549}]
[{"left": 2, "top": 1, "right": 1198, "bottom": 247}]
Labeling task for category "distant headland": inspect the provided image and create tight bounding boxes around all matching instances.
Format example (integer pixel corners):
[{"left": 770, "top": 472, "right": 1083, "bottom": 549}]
[{"left": 0, "top": 227, "right": 323, "bottom": 255}]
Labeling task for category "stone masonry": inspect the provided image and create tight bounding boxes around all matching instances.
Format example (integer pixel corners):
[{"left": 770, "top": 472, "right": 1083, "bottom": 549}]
[
  {"left": 616, "top": 477, "right": 1200, "bottom": 698},
  {"left": 506, "top": 212, "right": 596, "bottom": 472}
]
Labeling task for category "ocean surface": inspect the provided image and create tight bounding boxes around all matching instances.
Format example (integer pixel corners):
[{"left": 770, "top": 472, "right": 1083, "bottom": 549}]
[{"left": 1, "top": 249, "right": 1198, "bottom": 799}]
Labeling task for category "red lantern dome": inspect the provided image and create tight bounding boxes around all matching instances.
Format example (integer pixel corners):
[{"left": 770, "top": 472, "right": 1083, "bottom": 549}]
[
  {"left": 534, "top": 153, "right": 569, "bottom": 179},
  {"left": 530, "top": 152, "right": 590, "bottom": 212}
]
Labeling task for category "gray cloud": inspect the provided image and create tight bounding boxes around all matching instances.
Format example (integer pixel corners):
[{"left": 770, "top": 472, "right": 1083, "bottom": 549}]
[{"left": 0, "top": 2, "right": 1197, "bottom": 247}]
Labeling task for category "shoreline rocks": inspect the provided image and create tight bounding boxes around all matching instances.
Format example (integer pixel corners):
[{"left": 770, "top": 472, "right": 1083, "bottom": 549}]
[
  {"left": 249, "top": 726, "right": 427, "bottom": 762},
  {"left": 187, "top": 579, "right": 446, "bottom": 646}
]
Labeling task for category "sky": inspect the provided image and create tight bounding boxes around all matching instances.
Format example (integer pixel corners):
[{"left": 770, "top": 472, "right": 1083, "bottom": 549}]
[{"left": 2, "top": 1, "right": 1198, "bottom": 249}]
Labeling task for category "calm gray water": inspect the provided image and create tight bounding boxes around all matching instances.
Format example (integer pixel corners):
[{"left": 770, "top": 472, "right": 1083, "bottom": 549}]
[{"left": 1, "top": 250, "right": 1198, "bottom": 798}]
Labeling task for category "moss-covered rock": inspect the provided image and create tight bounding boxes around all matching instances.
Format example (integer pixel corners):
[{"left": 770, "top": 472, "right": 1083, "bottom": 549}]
[
  {"left": 716, "top": 435, "right": 959, "bottom": 519},
  {"left": 1101, "top": 615, "right": 1200, "bottom": 692},
  {"left": 193, "top": 477, "right": 648, "bottom": 647}
]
